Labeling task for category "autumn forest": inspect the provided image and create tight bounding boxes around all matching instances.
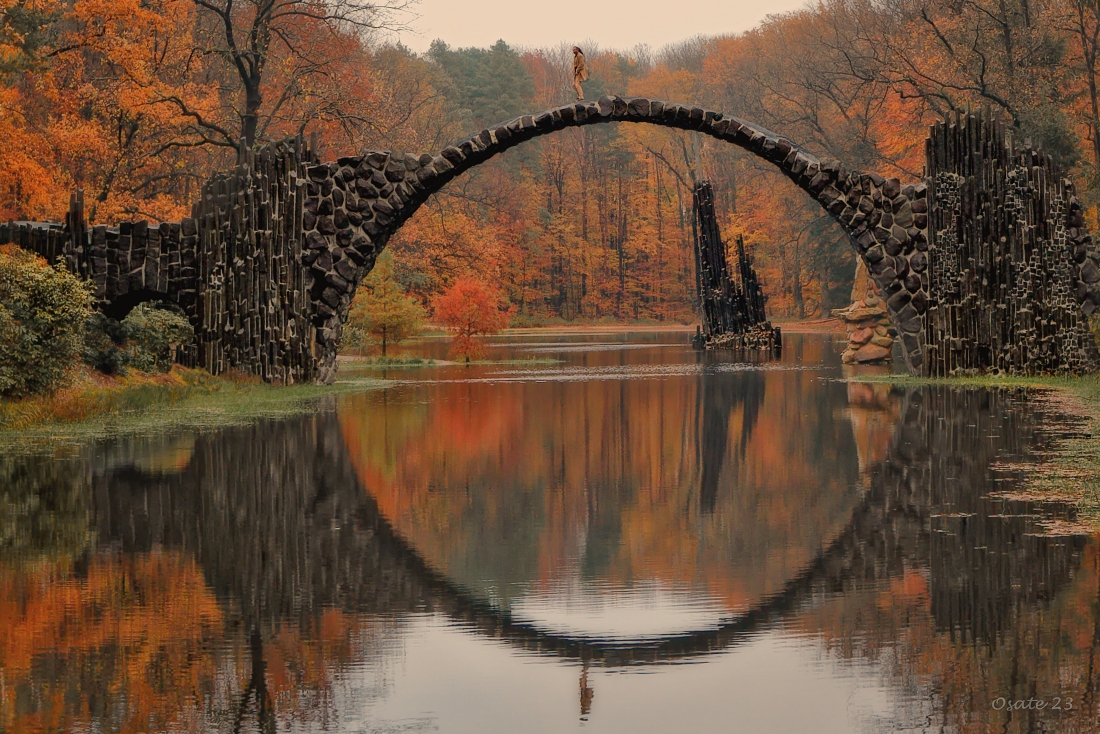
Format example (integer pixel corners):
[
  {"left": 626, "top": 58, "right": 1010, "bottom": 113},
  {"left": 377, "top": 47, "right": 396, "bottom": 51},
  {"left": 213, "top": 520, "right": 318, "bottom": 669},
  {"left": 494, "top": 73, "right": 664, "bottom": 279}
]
[{"left": 3, "top": 0, "right": 1100, "bottom": 322}]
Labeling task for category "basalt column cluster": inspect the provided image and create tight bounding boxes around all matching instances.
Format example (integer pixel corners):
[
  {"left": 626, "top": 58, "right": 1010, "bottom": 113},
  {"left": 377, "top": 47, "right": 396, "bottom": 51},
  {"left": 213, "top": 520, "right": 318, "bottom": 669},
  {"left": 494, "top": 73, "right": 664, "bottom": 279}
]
[
  {"left": 691, "top": 181, "right": 779, "bottom": 351},
  {"left": 1, "top": 139, "right": 321, "bottom": 384},
  {"left": 190, "top": 140, "right": 318, "bottom": 382},
  {"left": 2, "top": 191, "right": 200, "bottom": 325},
  {"left": 924, "top": 109, "right": 1100, "bottom": 375}
]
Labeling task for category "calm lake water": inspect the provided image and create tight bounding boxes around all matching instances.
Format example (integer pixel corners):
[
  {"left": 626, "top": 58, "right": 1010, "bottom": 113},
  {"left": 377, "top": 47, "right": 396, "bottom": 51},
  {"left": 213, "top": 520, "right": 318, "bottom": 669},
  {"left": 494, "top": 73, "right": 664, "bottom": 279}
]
[{"left": 2, "top": 332, "right": 1099, "bottom": 733}]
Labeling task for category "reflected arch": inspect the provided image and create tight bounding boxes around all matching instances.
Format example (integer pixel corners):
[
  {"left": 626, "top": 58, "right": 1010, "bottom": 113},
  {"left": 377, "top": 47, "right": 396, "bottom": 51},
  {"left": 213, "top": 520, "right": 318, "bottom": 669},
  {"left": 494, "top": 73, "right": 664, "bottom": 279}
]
[{"left": 91, "top": 393, "right": 1084, "bottom": 667}]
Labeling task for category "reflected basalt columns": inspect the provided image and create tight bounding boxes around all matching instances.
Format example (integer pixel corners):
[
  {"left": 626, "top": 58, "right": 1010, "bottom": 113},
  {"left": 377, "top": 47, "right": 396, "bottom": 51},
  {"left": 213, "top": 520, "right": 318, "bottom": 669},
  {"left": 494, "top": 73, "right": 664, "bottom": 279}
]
[{"left": 76, "top": 384, "right": 1085, "bottom": 661}]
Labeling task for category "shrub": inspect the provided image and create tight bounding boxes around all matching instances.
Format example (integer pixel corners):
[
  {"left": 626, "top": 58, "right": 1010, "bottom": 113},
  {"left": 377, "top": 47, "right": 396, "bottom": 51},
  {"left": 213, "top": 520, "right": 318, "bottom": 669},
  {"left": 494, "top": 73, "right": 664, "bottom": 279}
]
[
  {"left": 0, "top": 246, "right": 93, "bottom": 398},
  {"left": 121, "top": 303, "right": 194, "bottom": 373},
  {"left": 83, "top": 312, "right": 128, "bottom": 375}
]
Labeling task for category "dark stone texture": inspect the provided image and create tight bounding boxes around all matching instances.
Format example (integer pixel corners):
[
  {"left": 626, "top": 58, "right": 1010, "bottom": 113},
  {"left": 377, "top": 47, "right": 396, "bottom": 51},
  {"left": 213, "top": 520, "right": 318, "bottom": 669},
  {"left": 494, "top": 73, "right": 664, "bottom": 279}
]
[
  {"left": 692, "top": 183, "right": 779, "bottom": 354},
  {"left": 10, "top": 99, "right": 1094, "bottom": 383},
  {"left": 922, "top": 108, "right": 1100, "bottom": 376}
]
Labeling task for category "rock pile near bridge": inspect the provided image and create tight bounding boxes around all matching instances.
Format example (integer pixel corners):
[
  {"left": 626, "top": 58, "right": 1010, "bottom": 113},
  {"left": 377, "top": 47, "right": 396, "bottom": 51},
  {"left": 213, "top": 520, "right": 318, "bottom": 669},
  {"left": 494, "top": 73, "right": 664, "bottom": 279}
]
[{"left": 834, "top": 259, "right": 896, "bottom": 364}]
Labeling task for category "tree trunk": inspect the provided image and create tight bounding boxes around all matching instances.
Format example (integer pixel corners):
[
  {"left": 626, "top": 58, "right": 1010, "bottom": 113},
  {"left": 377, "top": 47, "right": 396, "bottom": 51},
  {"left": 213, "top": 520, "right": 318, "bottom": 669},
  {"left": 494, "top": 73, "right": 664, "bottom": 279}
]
[
  {"left": 1075, "top": 2, "right": 1100, "bottom": 166},
  {"left": 792, "top": 241, "right": 805, "bottom": 319},
  {"left": 241, "top": 86, "right": 262, "bottom": 149}
]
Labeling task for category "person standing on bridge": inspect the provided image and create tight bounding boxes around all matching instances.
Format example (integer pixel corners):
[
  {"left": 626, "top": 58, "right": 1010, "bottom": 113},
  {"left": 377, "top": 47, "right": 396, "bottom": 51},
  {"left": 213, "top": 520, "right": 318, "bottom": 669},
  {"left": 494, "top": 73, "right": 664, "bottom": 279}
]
[{"left": 572, "top": 46, "right": 589, "bottom": 100}]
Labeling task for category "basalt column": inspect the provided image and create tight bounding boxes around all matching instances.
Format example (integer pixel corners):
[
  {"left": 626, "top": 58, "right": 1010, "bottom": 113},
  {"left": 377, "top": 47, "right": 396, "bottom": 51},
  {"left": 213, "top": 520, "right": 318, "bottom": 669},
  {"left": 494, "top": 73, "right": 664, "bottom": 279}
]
[
  {"left": 191, "top": 140, "right": 317, "bottom": 383},
  {"left": 691, "top": 181, "right": 780, "bottom": 351},
  {"left": 924, "top": 109, "right": 1100, "bottom": 376}
]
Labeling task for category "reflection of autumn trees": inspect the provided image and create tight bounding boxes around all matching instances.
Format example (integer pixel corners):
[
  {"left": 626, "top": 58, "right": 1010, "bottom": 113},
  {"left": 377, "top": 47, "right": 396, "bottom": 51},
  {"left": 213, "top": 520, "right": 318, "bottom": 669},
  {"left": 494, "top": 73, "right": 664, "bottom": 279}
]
[
  {"left": 0, "top": 554, "right": 223, "bottom": 733},
  {"left": 798, "top": 548, "right": 1100, "bottom": 733},
  {"left": 1, "top": 418, "right": 404, "bottom": 734},
  {"left": 0, "top": 551, "right": 386, "bottom": 733},
  {"left": 4, "top": 363, "right": 1096, "bottom": 732},
  {"left": 790, "top": 386, "right": 1094, "bottom": 733},
  {"left": 338, "top": 345, "right": 864, "bottom": 611}
]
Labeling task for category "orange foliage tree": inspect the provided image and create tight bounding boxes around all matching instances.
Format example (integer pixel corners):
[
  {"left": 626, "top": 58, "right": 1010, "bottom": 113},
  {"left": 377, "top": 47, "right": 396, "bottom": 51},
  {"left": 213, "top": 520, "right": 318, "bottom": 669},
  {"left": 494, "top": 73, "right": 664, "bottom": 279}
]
[
  {"left": 432, "top": 277, "right": 509, "bottom": 361},
  {"left": 8, "top": 2, "right": 1100, "bottom": 322}
]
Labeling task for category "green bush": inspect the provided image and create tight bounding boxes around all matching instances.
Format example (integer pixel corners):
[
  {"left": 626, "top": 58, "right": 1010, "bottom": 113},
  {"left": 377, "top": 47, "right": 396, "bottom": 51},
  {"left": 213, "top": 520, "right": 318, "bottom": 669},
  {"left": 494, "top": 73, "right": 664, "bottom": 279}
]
[
  {"left": 0, "top": 246, "right": 93, "bottom": 398},
  {"left": 121, "top": 303, "right": 194, "bottom": 373},
  {"left": 83, "top": 312, "right": 128, "bottom": 375}
]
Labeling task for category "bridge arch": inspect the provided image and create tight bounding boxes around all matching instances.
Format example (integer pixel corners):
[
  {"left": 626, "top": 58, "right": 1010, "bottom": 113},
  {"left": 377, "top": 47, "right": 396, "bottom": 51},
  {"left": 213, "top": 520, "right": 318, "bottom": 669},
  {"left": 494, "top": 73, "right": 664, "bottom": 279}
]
[{"left": 303, "top": 95, "right": 931, "bottom": 382}]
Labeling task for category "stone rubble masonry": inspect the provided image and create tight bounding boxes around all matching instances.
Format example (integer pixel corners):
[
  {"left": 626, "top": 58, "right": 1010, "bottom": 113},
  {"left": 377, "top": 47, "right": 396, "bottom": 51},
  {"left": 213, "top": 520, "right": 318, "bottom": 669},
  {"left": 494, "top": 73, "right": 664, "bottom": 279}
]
[
  {"left": 834, "top": 258, "right": 896, "bottom": 364},
  {"left": 2, "top": 96, "right": 1097, "bottom": 381}
]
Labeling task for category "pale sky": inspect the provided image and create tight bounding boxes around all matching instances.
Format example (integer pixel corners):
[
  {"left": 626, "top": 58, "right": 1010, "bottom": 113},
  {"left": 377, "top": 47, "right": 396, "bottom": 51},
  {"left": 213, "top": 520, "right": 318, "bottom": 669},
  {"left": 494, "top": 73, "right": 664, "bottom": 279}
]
[{"left": 391, "top": 0, "right": 811, "bottom": 54}]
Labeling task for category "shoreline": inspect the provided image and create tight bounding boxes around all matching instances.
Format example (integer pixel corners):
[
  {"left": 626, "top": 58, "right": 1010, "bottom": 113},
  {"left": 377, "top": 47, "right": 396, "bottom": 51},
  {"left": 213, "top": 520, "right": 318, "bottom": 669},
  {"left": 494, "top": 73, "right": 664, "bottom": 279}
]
[
  {"left": 0, "top": 366, "right": 389, "bottom": 454},
  {"left": 846, "top": 372, "right": 1100, "bottom": 533},
  {"left": 412, "top": 318, "right": 847, "bottom": 338}
]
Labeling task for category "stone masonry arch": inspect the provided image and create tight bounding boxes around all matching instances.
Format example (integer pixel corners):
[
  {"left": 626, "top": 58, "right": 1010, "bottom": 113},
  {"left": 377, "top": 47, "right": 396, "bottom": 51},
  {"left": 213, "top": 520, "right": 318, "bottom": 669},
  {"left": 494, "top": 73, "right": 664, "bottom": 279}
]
[
  {"left": 13, "top": 101, "right": 1090, "bottom": 382},
  {"left": 303, "top": 95, "right": 931, "bottom": 381}
]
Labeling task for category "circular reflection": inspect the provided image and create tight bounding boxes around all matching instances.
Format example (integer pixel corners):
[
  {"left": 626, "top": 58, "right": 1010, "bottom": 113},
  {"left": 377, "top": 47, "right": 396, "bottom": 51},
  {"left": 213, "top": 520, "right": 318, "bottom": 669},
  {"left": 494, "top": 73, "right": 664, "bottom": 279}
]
[{"left": 505, "top": 580, "right": 736, "bottom": 642}]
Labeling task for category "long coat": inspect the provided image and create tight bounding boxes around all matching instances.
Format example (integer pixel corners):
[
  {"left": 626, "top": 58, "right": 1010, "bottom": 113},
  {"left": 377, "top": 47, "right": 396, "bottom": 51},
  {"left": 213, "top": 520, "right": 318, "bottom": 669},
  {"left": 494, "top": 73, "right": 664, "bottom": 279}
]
[{"left": 573, "top": 52, "right": 589, "bottom": 82}]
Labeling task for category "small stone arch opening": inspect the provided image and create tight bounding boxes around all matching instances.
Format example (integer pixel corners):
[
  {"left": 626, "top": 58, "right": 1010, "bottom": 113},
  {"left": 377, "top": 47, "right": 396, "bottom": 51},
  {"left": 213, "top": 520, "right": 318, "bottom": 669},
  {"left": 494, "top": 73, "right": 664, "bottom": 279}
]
[{"left": 102, "top": 289, "right": 183, "bottom": 322}]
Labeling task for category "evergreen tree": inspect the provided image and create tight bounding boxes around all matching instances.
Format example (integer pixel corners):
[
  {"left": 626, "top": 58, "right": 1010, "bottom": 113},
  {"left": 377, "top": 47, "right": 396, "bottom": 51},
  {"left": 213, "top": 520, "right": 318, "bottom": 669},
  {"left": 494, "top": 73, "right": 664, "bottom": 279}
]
[{"left": 427, "top": 39, "right": 535, "bottom": 127}]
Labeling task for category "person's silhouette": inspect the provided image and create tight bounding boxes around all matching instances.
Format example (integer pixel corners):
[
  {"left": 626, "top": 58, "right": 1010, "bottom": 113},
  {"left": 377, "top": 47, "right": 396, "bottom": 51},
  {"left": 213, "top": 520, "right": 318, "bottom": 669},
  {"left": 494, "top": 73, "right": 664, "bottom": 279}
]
[
  {"left": 572, "top": 47, "right": 589, "bottom": 101},
  {"left": 579, "top": 662, "right": 594, "bottom": 718}
]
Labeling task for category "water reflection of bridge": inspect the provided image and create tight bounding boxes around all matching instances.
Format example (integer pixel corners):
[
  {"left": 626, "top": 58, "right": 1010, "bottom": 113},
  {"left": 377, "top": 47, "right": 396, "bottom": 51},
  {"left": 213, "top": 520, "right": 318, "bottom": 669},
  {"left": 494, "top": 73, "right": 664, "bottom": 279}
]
[{"left": 92, "top": 385, "right": 1085, "bottom": 665}]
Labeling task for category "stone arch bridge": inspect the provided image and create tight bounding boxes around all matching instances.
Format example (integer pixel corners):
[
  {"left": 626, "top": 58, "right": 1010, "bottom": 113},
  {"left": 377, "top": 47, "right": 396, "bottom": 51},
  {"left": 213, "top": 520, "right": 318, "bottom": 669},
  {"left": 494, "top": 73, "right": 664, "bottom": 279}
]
[{"left": 4, "top": 97, "right": 1099, "bottom": 380}]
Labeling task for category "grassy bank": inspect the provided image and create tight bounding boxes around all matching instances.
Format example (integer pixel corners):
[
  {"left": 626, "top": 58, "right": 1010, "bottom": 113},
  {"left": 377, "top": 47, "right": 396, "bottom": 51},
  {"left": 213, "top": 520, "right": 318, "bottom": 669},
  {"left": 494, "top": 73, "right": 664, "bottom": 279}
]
[
  {"left": 338, "top": 355, "right": 562, "bottom": 369},
  {"left": 849, "top": 371, "right": 1100, "bottom": 532},
  {"left": 338, "top": 355, "right": 437, "bottom": 368},
  {"left": 0, "top": 366, "right": 388, "bottom": 454}
]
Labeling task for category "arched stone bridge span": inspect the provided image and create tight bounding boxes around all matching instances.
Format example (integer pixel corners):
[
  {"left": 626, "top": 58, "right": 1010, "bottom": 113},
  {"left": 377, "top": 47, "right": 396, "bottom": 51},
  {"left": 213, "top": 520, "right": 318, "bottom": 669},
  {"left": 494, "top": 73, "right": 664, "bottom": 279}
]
[
  {"left": 304, "top": 95, "right": 932, "bottom": 379},
  {"left": 6, "top": 100, "right": 1099, "bottom": 380}
]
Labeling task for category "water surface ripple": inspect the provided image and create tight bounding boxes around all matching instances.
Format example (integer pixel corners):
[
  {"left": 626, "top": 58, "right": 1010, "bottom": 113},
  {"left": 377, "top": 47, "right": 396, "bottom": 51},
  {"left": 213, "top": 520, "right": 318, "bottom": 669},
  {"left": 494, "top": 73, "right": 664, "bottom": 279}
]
[{"left": 0, "top": 333, "right": 1095, "bottom": 733}]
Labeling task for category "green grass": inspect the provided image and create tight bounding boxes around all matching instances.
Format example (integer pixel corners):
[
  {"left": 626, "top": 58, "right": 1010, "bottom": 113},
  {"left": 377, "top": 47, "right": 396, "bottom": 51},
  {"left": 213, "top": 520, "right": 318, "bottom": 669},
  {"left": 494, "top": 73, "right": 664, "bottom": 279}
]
[
  {"left": 341, "top": 355, "right": 436, "bottom": 368},
  {"left": 847, "top": 371, "right": 1100, "bottom": 531},
  {"left": 0, "top": 370, "right": 390, "bottom": 456}
]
